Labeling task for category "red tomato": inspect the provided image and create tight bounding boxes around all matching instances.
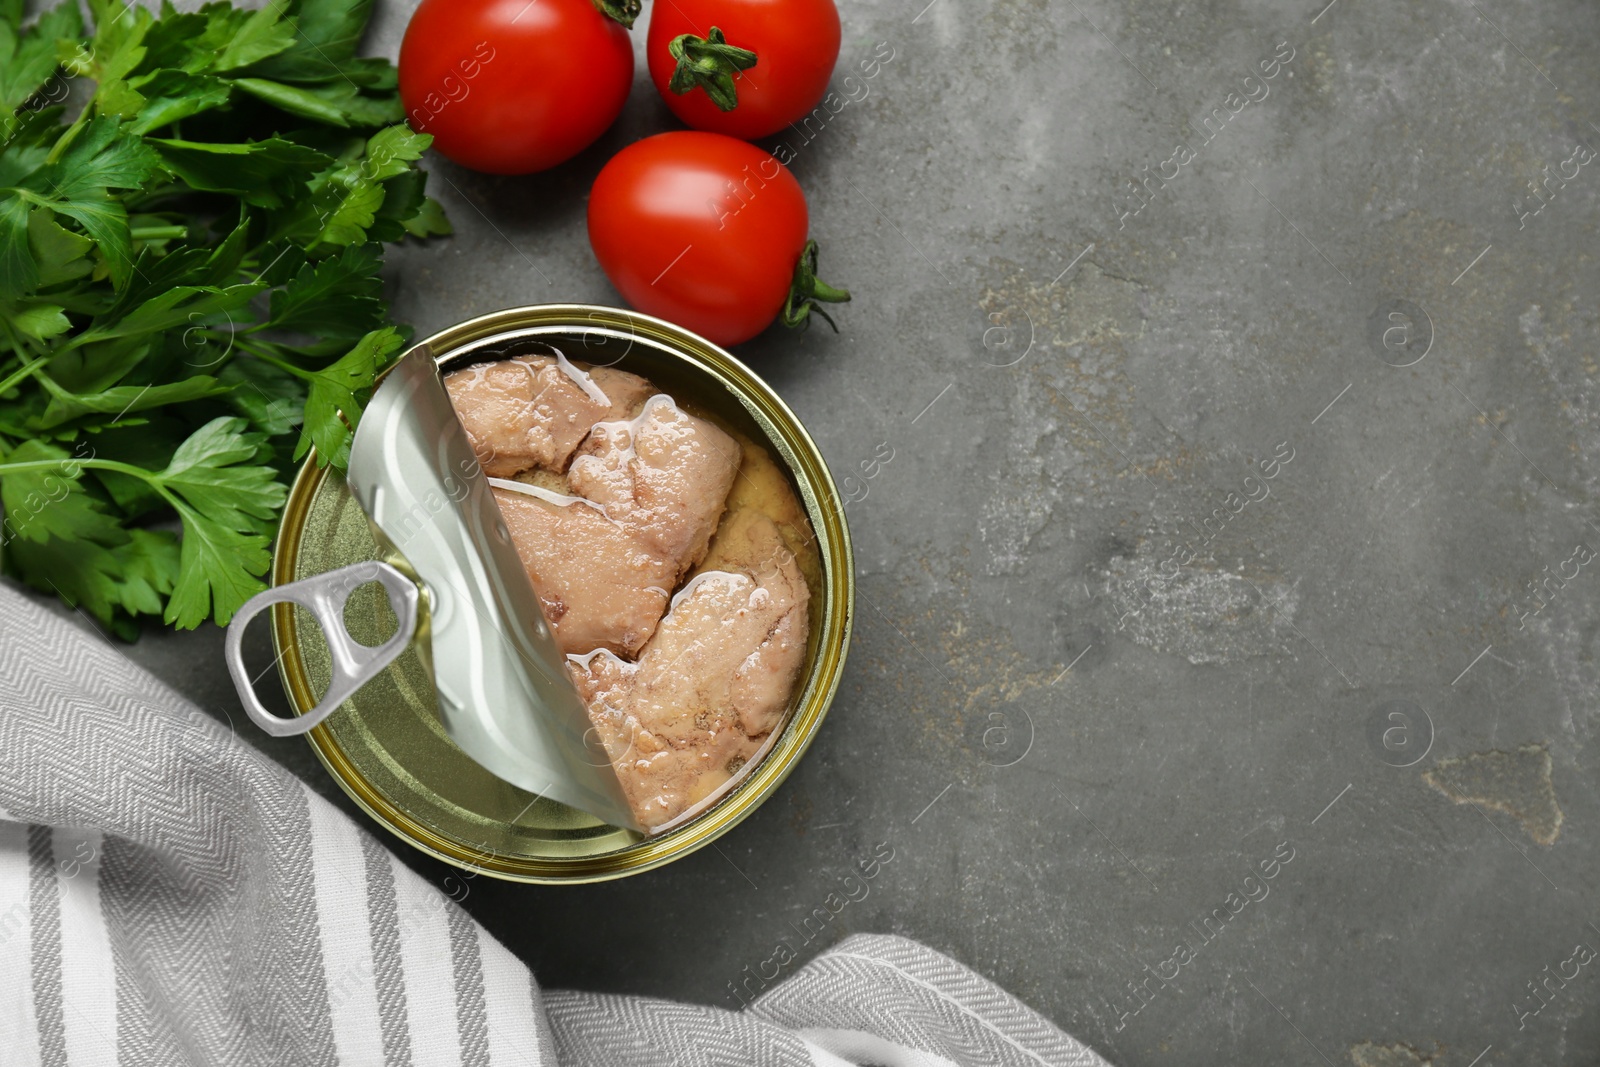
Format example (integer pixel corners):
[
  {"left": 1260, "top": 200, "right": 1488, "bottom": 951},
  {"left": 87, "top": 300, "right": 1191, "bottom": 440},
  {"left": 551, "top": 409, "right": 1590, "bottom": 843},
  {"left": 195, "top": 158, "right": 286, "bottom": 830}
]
[
  {"left": 400, "top": 0, "right": 634, "bottom": 175},
  {"left": 647, "top": 0, "right": 841, "bottom": 141},
  {"left": 587, "top": 132, "right": 848, "bottom": 346}
]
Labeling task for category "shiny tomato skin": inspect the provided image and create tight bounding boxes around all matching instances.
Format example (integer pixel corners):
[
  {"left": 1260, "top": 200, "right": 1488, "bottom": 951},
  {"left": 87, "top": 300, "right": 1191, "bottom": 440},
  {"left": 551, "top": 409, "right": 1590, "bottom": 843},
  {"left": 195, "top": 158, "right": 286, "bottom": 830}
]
[
  {"left": 588, "top": 132, "right": 809, "bottom": 346},
  {"left": 400, "top": 0, "right": 633, "bottom": 175},
  {"left": 647, "top": 0, "right": 841, "bottom": 141}
]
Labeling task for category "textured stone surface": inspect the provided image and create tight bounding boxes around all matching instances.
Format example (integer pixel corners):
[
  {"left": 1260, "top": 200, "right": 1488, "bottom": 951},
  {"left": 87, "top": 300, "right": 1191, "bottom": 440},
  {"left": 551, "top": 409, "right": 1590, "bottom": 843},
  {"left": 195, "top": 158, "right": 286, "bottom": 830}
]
[
  {"left": 34, "top": 0, "right": 1600, "bottom": 1062},
  {"left": 1425, "top": 743, "right": 1564, "bottom": 845}
]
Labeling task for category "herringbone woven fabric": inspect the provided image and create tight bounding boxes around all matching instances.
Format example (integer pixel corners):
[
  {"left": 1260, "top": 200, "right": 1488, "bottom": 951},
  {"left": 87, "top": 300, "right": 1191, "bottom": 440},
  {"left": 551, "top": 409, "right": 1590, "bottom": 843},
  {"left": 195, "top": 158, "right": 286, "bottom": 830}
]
[{"left": 0, "top": 581, "right": 1107, "bottom": 1066}]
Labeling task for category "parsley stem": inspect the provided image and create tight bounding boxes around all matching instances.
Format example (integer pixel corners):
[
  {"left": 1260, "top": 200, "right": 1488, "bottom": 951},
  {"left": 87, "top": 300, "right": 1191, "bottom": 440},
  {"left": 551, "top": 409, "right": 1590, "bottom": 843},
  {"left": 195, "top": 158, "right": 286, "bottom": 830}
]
[
  {"left": 0, "top": 457, "right": 186, "bottom": 515},
  {"left": 0, "top": 457, "right": 151, "bottom": 480},
  {"left": 0, "top": 317, "right": 45, "bottom": 362},
  {"left": 0, "top": 357, "right": 50, "bottom": 397},
  {"left": 131, "top": 225, "right": 188, "bottom": 241},
  {"left": 124, "top": 184, "right": 187, "bottom": 211},
  {"left": 43, "top": 103, "right": 93, "bottom": 166},
  {"left": 239, "top": 341, "right": 313, "bottom": 380},
  {"left": 0, "top": 455, "right": 185, "bottom": 511}
]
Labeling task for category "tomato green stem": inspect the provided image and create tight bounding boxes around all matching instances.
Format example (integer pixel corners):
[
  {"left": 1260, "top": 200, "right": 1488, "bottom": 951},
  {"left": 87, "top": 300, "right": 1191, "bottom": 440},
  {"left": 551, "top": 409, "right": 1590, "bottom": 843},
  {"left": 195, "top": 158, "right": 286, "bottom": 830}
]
[
  {"left": 589, "top": 0, "right": 640, "bottom": 29},
  {"left": 780, "top": 240, "right": 850, "bottom": 333},
  {"left": 667, "top": 28, "right": 758, "bottom": 112}
]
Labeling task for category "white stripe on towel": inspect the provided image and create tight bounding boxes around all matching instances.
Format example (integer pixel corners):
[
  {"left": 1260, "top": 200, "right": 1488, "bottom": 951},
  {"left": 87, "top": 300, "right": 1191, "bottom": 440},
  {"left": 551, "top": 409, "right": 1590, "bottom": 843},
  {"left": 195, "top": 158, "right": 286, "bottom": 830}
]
[
  {"left": 391, "top": 852, "right": 463, "bottom": 1067},
  {"left": 0, "top": 822, "right": 41, "bottom": 1067},
  {"left": 479, "top": 925, "right": 545, "bottom": 1065},
  {"left": 306, "top": 790, "right": 387, "bottom": 1065},
  {"left": 54, "top": 828, "right": 115, "bottom": 1067}
]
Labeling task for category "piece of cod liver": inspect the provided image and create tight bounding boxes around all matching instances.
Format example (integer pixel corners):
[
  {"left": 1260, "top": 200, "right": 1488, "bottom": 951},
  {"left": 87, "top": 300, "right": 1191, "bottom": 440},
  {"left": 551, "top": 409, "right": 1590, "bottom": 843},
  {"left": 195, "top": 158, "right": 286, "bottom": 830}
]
[
  {"left": 444, "top": 354, "right": 654, "bottom": 478},
  {"left": 567, "top": 394, "right": 742, "bottom": 573},
  {"left": 568, "top": 510, "right": 810, "bottom": 829},
  {"left": 694, "top": 508, "right": 813, "bottom": 738},
  {"left": 490, "top": 394, "right": 742, "bottom": 656},
  {"left": 491, "top": 484, "right": 676, "bottom": 657}
]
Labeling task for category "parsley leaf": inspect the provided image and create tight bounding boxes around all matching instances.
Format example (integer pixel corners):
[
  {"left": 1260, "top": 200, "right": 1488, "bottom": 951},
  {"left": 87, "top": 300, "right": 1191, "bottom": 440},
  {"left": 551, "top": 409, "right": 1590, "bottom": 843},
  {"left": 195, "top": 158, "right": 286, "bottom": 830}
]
[
  {"left": 401, "top": 197, "right": 451, "bottom": 238},
  {"left": 6, "top": 534, "right": 129, "bottom": 631},
  {"left": 125, "top": 70, "right": 233, "bottom": 136},
  {"left": 293, "top": 325, "right": 401, "bottom": 467},
  {"left": 155, "top": 416, "right": 286, "bottom": 627},
  {"left": 15, "top": 118, "right": 160, "bottom": 287},
  {"left": 362, "top": 125, "right": 432, "bottom": 181},
  {"left": 0, "top": 0, "right": 447, "bottom": 633},
  {"left": 29, "top": 206, "right": 94, "bottom": 285},
  {"left": 35, "top": 373, "right": 232, "bottom": 430},
  {"left": 268, "top": 241, "right": 383, "bottom": 338},
  {"left": 159, "top": 415, "right": 286, "bottom": 529},
  {"left": 9, "top": 302, "right": 70, "bottom": 341},
  {"left": 315, "top": 176, "right": 384, "bottom": 246},
  {"left": 163, "top": 502, "right": 273, "bottom": 627},
  {"left": 0, "top": 194, "right": 35, "bottom": 296},
  {"left": 0, "top": 438, "right": 122, "bottom": 546},
  {"left": 205, "top": 4, "right": 296, "bottom": 72},
  {"left": 231, "top": 77, "right": 401, "bottom": 128},
  {"left": 83, "top": 1, "right": 153, "bottom": 118},
  {"left": 110, "top": 528, "right": 180, "bottom": 618},
  {"left": 244, "top": 0, "right": 394, "bottom": 88},
  {"left": 148, "top": 136, "right": 332, "bottom": 208},
  {"left": 0, "top": 1, "right": 82, "bottom": 114},
  {"left": 46, "top": 116, "right": 159, "bottom": 192}
]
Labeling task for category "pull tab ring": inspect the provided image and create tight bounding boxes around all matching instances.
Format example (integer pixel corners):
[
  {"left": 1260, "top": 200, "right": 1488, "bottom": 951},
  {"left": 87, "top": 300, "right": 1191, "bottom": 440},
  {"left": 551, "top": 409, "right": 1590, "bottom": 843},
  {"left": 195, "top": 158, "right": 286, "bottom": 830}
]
[{"left": 224, "top": 561, "right": 420, "bottom": 737}]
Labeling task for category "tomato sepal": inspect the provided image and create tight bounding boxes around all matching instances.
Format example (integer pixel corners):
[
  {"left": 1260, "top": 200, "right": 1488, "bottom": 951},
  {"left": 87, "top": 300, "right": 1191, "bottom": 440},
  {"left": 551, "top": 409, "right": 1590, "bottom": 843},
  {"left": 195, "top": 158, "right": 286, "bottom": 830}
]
[
  {"left": 780, "top": 240, "right": 850, "bottom": 333},
  {"left": 667, "top": 27, "right": 759, "bottom": 112},
  {"left": 591, "top": 0, "right": 641, "bottom": 29}
]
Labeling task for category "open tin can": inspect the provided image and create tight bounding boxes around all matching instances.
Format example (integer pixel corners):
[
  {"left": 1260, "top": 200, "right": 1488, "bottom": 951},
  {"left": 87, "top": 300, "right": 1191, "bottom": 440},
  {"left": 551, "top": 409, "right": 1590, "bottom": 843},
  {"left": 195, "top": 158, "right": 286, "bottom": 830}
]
[{"left": 264, "top": 305, "right": 853, "bottom": 882}]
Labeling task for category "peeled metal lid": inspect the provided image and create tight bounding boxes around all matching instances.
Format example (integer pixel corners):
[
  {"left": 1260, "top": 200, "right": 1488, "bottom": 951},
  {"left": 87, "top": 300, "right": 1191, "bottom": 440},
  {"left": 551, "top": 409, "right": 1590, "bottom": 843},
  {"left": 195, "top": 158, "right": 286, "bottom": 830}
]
[{"left": 225, "top": 346, "right": 640, "bottom": 832}]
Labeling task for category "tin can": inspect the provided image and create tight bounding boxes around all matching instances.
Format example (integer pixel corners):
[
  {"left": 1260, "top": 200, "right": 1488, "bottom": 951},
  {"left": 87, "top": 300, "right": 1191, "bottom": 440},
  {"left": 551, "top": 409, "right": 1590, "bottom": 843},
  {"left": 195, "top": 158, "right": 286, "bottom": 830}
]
[{"left": 269, "top": 305, "right": 853, "bottom": 882}]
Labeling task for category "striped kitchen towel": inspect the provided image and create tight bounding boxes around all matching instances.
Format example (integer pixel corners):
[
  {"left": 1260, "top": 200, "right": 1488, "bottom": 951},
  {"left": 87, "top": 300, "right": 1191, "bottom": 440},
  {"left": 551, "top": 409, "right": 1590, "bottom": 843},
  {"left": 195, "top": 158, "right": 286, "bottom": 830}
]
[{"left": 0, "top": 581, "right": 1107, "bottom": 1067}]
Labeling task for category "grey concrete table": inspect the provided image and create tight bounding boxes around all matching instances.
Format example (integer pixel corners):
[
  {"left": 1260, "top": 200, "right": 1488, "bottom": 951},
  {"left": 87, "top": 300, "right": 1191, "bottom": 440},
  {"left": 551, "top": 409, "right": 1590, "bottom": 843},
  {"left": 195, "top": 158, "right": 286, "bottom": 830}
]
[{"left": 32, "top": 0, "right": 1600, "bottom": 1063}]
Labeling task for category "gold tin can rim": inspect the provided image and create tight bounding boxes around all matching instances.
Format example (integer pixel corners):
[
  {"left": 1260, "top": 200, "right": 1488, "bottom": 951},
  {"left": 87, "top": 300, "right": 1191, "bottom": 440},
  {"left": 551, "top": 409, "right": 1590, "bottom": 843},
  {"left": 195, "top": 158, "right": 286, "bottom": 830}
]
[{"left": 270, "top": 304, "right": 855, "bottom": 883}]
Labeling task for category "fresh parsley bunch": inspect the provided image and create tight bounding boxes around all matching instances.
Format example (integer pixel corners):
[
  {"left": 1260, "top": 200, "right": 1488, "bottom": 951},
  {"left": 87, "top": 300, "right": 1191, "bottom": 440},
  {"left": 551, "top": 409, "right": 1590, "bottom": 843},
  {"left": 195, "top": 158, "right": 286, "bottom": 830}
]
[{"left": 0, "top": 0, "right": 449, "bottom": 636}]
